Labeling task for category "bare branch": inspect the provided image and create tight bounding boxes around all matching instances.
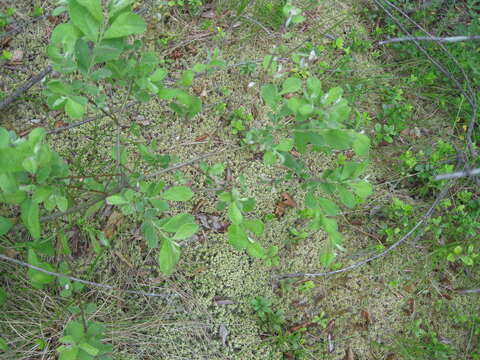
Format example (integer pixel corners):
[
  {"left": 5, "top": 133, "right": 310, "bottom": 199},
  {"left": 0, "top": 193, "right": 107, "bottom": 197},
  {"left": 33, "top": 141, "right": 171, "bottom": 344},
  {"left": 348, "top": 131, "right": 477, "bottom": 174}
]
[
  {"left": 277, "top": 181, "right": 452, "bottom": 280},
  {"left": 379, "top": 35, "right": 480, "bottom": 45},
  {"left": 457, "top": 288, "right": 480, "bottom": 294},
  {"left": 0, "top": 66, "right": 52, "bottom": 111},
  {"left": 0, "top": 253, "right": 177, "bottom": 298},
  {"left": 434, "top": 168, "right": 480, "bottom": 180}
]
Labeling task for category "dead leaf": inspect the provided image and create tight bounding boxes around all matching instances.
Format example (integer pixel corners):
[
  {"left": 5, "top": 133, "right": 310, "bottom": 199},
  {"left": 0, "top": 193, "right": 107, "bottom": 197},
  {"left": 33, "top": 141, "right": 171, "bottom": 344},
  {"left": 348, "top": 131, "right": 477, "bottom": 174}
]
[
  {"left": 218, "top": 324, "right": 228, "bottom": 347},
  {"left": 54, "top": 120, "right": 67, "bottom": 129},
  {"left": 275, "top": 192, "right": 297, "bottom": 218},
  {"left": 281, "top": 192, "right": 297, "bottom": 208},
  {"left": 406, "top": 298, "right": 415, "bottom": 315},
  {"left": 201, "top": 9, "right": 216, "bottom": 19},
  {"left": 47, "top": 16, "right": 62, "bottom": 25},
  {"left": 327, "top": 332, "right": 335, "bottom": 353},
  {"left": 195, "top": 134, "right": 209, "bottom": 142},
  {"left": 8, "top": 49, "right": 23, "bottom": 64},
  {"left": 103, "top": 211, "right": 124, "bottom": 239},
  {"left": 275, "top": 202, "right": 286, "bottom": 218},
  {"left": 192, "top": 199, "right": 205, "bottom": 214},
  {"left": 385, "top": 353, "right": 397, "bottom": 360},
  {"left": 197, "top": 213, "right": 228, "bottom": 233},
  {"left": 213, "top": 296, "right": 235, "bottom": 306},
  {"left": 361, "top": 310, "right": 370, "bottom": 330},
  {"left": 290, "top": 148, "right": 301, "bottom": 158},
  {"left": 167, "top": 48, "right": 184, "bottom": 60},
  {"left": 343, "top": 345, "right": 354, "bottom": 360}
]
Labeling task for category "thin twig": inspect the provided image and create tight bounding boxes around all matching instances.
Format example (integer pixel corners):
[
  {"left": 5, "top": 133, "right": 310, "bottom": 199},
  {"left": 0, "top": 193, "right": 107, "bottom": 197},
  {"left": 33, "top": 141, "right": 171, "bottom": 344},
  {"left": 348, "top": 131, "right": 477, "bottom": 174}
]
[
  {"left": 0, "top": 253, "right": 176, "bottom": 298},
  {"left": 0, "top": 66, "right": 52, "bottom": 112},
  {"left": 277, "top": 181, "right": 453, "bottom": 280},
  {"left": 379, "top": 35, "right": 480, "bottom": 45},
  {"left": 457, "top": 288, "right": 480, "bottom": 294},
  {"left": 46, "top": 101, "right": 139, "bottom": 135},
  {"left": 434, "top": 168, "right": 480, "bottom": 180}
]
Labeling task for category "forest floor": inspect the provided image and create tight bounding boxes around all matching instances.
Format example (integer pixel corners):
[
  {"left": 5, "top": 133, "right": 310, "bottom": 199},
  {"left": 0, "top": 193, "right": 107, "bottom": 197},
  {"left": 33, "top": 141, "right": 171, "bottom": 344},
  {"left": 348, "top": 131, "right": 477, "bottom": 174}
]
[{"left": 0, "top": 0, "right": 478, "bottom": 359}]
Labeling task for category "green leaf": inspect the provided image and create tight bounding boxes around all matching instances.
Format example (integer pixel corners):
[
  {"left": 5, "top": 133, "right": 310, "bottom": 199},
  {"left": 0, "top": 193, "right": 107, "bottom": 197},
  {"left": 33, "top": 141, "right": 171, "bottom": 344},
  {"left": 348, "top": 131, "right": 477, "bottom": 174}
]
[
  {"left": 22, "top": 156, "right": 38, "bottom": 174},
  {"left": 77, "top": 0, "right": 104, "bottom": 23},
  {"left": 0, "top": 287, "right": 6, "bottom": 306},
  {"left": 280, "top": 77, "right": 302, "bottom": 95},
  {"left": 160, "top": 213, "right": 195, "bottom": 232},
  {"left": 161, "top": 186, "right": 194, "bottom": 201},
  {"left": 148, "top": 198, "right": 169, "bottom": 212},
  {"left": 106, "top": 194, "right": 128, "bottom": 205},
  {"left": 260, "top": 84, "right": 280, "bottom": 108},
  {"left": 243, "top": 219, "right": 264, "bottom": 236},
  {"left": 322, "top": 129, "right": 352, "bottom": 150},
  {"left": 50, "top": 23, "right": 82, "bottom": 56},
  {"left": 65, "top": 320, "right": 85, "bottom": 339},
  {"left": 32, "top": 186, "right": 53, "bottom": 203},
  {"left": 263, "top": 149, "right": 276, "bottom": 165},
  {"left": 55, "top": 195, "right": 69, "bottom": 212},
  {"left": 179, "top": 69, "right": 194, "bottom": 87},
  {"left": 104, "top": 12, "right": 146, "bottom": 39},
  {"left": 90, "top": 68, "right": 112, "bottom": 80},
  {"left": 306, "top": 77, "right": 322, "bottom": 99},
  {"left": 337, "top": 185, "right": 357, "bottom": 208},
  {"left": 21, "top": 200, "right": 41, "bottom": 240},
  {"left": 0, "top": 128, "right": 9, "bottom": 149},
  {"left": 150, "top": 68, "right": 167, "bottom": 82},
  {"left": 65, "top": 97, "right": 86, "bottom": 119},
  {"left": 141, "top": 219, "right": 157, "bottom": 248},
  {"left": 68, "top": 0, "right": 101, "bottom": 41},
  {"left": 247, "top": 242, "right": 266, "bottom": 259},
  {"left": 275, "top": 139, "right": 294, "bottom": 152},
  {"left": 58, "top": 345, "right": 79, "bottom": 360},
  {"left": 322, "top": 87, "right": 343, "bottom": 105},
  {"left": 79, "top": 342, "right": 99, "bottom": 356},
  {"left": 227, "top": 224, "right": 249, "bottom": 250},
  {"left": 228, "top": 203, "right": 243, "bottom": 225},
  {"left": 173, "top": 223, "right": 198, "bottom": 240},
  {"left": 27, "top": 249, "right": 55, "bottom": 287},
  {"left": 74, "top": 39, "right": 91, "bottom": 72},
  {"left": 340, "top": 162, "right": 366, "bottom": 180},
  {"left": 320, "top": 250, "right": 335, "bottom": 268},
  {"left": 158, "top": 238, "right": 180, "bottom": 275},
  {"left": 108, "top": 0, "right": 134, "bottom": 17},
  {"left": 316, "top": 197, "right": 340, "bottom": 216},
  {"left": 0, "top": 338, "right": 9, "bottom": 351},
  {"left": 352, "top": 133, "right": 370, "bottom": 158},
  {"left": 349, "top": 181, "right": 372, "bottom": 200},
  {"left": 1, "top": 217, "right": 16, "bottom": 236}
]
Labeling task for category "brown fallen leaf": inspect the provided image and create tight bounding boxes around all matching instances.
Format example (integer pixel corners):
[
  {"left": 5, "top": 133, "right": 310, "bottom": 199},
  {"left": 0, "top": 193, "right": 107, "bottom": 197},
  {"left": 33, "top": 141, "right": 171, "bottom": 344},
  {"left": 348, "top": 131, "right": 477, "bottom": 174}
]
[
  {"left": 290, "top": 148, "right": 301, "bottom": 158},
  {"left": 281, "top": 192, "right": 297, "bottom": 208},
  {"left": 103, "top": 211, "right": 124, "bottom": 240},
  {"left": 195, "top": 134, "right": 209, "bottom": 142},
  {"left": 327, "top": 319, "right": 335, "bottom": 353},
  {"left": 385, "top": 353, "right": 397, "bottom": 360},
  {"left": 192, "top": 199, "right": 205, "bottom": 214},
  {"left": 275, "top": 192, "right": 297, "bottom": 218},
  {"left": 343, "top": 345, "right": 354, "bottom": 360},
  {"left": 201, "top": 9, "right": 216, "bottom": 19},
  {"left": 361, "top": 310, "right": 371, "bottom": 330},
  {"left": 8, "top": 49, "right": 24, "bottom": 64},
  {"left": 54, "top": 119, "right": 67, "bottom": 129},
  {"left": 406, "top": 298, "right": 415, "bottom": 315}
]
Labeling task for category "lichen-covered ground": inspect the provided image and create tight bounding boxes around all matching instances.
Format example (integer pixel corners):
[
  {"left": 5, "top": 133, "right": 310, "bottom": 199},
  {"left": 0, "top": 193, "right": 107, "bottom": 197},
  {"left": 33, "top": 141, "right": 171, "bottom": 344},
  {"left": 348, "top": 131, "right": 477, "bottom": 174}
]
[{"left": 0, "top": 0, "right": 478, "bottom": 359}]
